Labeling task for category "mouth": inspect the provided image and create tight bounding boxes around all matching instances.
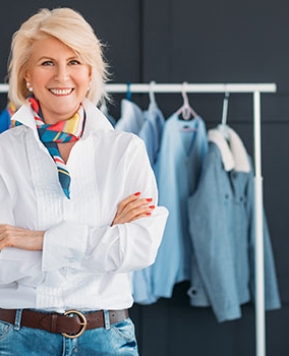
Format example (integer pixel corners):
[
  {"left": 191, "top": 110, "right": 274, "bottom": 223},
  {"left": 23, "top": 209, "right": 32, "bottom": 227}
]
[{"left": 49, "top": 88, "right": 74, "bottom": 96}]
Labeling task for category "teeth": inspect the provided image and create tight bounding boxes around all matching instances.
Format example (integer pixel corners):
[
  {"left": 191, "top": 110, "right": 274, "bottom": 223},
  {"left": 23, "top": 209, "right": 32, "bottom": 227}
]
[{"left": 50, "top": 88, "right": 73, "bottom": 95}]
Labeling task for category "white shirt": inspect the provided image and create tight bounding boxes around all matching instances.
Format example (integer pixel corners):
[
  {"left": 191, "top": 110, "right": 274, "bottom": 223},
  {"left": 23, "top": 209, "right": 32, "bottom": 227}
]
[{"left": 0, "top": 98, "right": 168, "bottom": 312}]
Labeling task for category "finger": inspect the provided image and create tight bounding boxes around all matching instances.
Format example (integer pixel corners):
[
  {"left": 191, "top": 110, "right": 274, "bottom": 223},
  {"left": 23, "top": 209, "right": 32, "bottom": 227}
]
[
  {"left": 112, "top": 193, "right": 154, "bottom": 225},
  {"left": 120, "top": 197, "right": 153, "bottom": 216},
  {"left": 129, "top": 210, "right": 155, "bottom": 222},
  {"left": 115, "top": 204, "right": 155, "bottom": 224},
  {"left": 117, "top": 192, "right": 142, "bottom": 214}
]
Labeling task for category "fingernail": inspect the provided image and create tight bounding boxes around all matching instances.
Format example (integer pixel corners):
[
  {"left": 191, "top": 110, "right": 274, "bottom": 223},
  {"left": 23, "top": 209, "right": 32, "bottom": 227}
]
[
  {"left": 149, "top": 205, "right": 155, "bottom": 209},
  {"left": 134, "top": 192, "right": 141, "bottom": 196},
  {"left": 146, "top": 212, "right": 152, "bottom": 216},
  {"left": 146, "top": 198, "right": 153, "bottom": 202}
]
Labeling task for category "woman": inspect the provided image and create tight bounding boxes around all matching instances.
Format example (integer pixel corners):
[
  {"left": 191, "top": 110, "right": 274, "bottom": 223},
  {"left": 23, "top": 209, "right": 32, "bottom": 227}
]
[{"left": 0, "top": 7, "right": 168, "bottom": 355}]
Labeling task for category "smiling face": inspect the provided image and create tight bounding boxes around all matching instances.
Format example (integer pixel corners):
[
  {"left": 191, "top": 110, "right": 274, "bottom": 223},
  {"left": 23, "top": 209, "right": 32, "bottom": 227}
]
[{"left": 25, "top": 36, "right": 91, "bottom": 124}]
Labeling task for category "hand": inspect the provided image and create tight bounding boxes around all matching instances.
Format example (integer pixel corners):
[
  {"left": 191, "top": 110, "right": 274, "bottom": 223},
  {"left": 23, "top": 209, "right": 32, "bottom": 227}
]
[
  {"left": 112, "top": 192, "right": 155, "bottom": 226},
  {"left": 0, "top": 224, "right": 44, "bottom": 251}
]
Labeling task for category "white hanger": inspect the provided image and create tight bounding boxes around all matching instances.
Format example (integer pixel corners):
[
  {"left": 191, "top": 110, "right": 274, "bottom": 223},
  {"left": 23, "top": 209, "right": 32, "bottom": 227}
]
[
  {"left": 217, "top": 91, "right": 230, "bottom": 140},
  {"left": 221, "top": 91, "right": 230, "bottom": 125},
  {"left": 175, "top": 82, "right": 198, "bottom": 120},
  {"left": 99, "top": 98, "right": 109, "bottom": 116},
  {"left": 149, "top": 80, "right": 157, "bottom": 108}
]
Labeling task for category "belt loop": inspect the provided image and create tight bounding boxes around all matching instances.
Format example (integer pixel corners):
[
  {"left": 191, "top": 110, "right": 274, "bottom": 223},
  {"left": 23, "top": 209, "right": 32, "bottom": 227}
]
[
  {"left": 103, "top": 310, "right": 111, "bottom": 330},
  {"left": 13, "top": 309, "right": 23, "bottom": 331}
]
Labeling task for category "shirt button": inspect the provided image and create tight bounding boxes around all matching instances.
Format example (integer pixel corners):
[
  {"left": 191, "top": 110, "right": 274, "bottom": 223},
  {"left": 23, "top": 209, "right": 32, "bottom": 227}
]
[{"left": 187, "top": 287, "right": 198, "bottom": 298}]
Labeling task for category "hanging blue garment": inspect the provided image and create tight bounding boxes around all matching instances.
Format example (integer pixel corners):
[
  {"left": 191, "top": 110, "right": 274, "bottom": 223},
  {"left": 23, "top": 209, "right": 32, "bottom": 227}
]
[
  {"left": 187, "top": 127, "right": 281, "bottom": 322},
  {"left": 0, "top": 109, "right": 11, "bottom": 133},
  {"left": 131, "top": 102, "right": 164, "bottom": 304},
  {"left": 138, "top": 102, "right": 165, "bottom": 165},
  {"left": 150, "top": 114, "right": 208, "bottom": 299},
  {"left": 0, "top": 101, "right": 17, "bottom": 134},
  {"left": 99, "top": 102, "right": 116, "bottom": 127},
  {"left": 132, "top": 265, "right": 158, "bottom": 305},
  {"left": 115, "top": 99, "right": 144, "bottom": 134}
]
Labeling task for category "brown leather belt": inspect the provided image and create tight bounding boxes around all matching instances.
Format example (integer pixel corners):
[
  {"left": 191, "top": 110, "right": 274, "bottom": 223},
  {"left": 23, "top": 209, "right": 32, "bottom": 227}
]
[{"left": 0, "top": 308, "right": 129, "bottom": 338}]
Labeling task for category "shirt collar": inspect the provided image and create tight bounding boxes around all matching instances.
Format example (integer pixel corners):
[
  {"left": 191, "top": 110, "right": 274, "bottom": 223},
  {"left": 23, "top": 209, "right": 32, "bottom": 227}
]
[
  {"left": 208, "top": 127, "right": 251, "bottom": 172},
  {"left": 10, "top": 97, "right": 113, "bottom": 139}
]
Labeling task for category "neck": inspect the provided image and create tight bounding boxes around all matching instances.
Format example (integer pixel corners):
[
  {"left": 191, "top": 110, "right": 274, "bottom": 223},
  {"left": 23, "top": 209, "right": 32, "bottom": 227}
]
[
  {"left": 29, "top": 96, "right": 81, "bottom": 124},
  {"left": 41, "top": 108, "right": 81, "bottom": 125}
]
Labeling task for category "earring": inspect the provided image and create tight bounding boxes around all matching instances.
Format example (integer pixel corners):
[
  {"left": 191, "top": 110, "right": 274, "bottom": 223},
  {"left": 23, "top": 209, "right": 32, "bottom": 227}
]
[{"left": 26, "top": 82, "right": 33, "bottom": 92}]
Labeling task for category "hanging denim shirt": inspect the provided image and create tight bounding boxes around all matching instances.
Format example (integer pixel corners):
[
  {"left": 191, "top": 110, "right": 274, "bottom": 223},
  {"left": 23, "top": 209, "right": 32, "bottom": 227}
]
[
  {"left": 132, "top": 103, "right": 164, "bottom": 304},
  {"left": 115, "top": 99, "right": 144, "bottom": 134},
  {"left": 146, "top": 114, "right": 208, "bottom": 300},
  {"left": 138, "top": 102, "right": 165, "bottom": 165},
  {"left": 187, "top": 127, "right": 281, "bottom": 322}
]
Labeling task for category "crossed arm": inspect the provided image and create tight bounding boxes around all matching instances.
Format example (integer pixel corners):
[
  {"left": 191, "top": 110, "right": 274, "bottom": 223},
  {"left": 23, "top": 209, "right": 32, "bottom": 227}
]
[{"left": 0, "top": 192, "right": 155, "bottom": 252}]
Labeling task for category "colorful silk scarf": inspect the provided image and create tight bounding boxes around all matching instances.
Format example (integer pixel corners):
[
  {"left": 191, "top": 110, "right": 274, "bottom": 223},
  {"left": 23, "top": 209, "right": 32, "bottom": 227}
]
[{"left": 12, "top": 96, "right": 86, "bottom": 199}]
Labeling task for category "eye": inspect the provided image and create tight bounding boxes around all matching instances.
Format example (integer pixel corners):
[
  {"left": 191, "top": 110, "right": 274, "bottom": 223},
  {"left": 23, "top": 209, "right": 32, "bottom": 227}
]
[
  {"left": 69, "top": 59, "right": 81, "bottom": 65},
  {"left": 41, "top": 60, "right": 54, "bottom": 66}
]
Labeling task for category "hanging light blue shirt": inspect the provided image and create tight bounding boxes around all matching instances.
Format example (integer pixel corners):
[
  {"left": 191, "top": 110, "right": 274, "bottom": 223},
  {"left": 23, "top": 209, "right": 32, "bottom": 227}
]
[
  {"left": 138, "top": 102, "right": 165, "bottom": 165},
  {"left": 115, "top": 99, "right": 144, "bottom": 135},
  {"left": 134, "top": 113, "right": 208, "bottom": 304},
  {"left": 132, "top": 102, "right": 165, "bottom": 304}
]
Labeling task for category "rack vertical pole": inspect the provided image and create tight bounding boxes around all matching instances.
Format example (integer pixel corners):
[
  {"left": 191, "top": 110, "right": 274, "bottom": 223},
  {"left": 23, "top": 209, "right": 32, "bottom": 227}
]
[{"left": 253, "top": 91, "right": 265, "bottom": 356}]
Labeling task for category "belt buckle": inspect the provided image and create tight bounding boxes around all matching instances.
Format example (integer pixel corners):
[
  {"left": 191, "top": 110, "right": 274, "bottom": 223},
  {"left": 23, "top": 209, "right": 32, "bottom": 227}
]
[{"left": 61, "top": 309, "right": 87, "bottom": 339}]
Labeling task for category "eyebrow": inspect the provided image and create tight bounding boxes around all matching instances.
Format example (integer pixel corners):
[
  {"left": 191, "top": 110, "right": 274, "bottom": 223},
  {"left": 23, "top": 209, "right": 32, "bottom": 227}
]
[{"left": 37, "top": 55, "right": 80, "bottom": 62}]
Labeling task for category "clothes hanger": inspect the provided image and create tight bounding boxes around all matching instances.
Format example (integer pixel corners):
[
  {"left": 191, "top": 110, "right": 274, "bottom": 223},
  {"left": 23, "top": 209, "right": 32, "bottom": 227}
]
[
  {"left": 217, "top": 91, "right": 230, "bottom": 140},
  {"left": 149, "top": 80, "right": 157, "bottom": 108},
  {"left": 99, "top": 98, "right": 109, "bottom": 115},
  {"left": 175, "top": 82, "right": 198, "bottom": 120},
  {"left": 126, "top": 82, "right": 132, "bottom": 101}
]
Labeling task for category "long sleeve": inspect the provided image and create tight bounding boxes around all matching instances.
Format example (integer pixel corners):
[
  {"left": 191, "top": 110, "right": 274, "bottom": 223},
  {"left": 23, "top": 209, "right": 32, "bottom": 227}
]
[
  {"left": 0, "top": 173, "right": 14, "bottom": 225},
  {"left": 42, "top": 136, "right": 168, "bottom": 273},
  {"left": 0, "top": 173, "right": 44, "bottom": 288}
]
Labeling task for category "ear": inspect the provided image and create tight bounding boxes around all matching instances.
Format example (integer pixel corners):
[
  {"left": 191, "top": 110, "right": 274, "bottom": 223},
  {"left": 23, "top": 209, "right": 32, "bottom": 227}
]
[
  {"left": 88, "top": 66, "right": 92, "bottom": 79},
  {"left": 24, "top": 67, "right": 31, "bottom": 80},
  {"left": 24, "top": 74, "right": 30, "bottom": 84},
  {"left": 88, "top": 74, "right": 92, "bottom": 88}
]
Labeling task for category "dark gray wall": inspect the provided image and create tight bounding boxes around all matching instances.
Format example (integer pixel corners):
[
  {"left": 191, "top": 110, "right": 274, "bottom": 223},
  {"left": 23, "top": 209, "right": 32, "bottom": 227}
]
[{"left": 0, "top": 1, "right": 288, "bottom": 355}]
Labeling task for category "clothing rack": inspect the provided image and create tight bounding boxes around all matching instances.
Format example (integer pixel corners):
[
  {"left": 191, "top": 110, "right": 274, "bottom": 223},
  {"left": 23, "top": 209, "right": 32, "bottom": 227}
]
[
  {"left": 102, "top": 84, "right": 274, "bottom": 356},
  {"left": 0, "top": 82, "right": 277, "bottom": 356}
]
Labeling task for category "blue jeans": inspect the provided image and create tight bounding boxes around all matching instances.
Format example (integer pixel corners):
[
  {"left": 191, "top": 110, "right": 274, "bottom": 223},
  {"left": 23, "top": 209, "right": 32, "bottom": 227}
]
[{"left": 0, "top": 310, "right": 139, "bottom": 355}]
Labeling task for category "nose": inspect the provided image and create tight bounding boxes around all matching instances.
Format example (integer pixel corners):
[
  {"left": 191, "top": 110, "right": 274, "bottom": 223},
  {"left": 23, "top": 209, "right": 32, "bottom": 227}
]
[{"left": 54, "top": 63, "right": 70, "bottom": 82}]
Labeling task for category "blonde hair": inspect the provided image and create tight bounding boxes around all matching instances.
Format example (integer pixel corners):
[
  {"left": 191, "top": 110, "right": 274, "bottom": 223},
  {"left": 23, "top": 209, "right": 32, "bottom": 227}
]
[{"left": 8, "top": 7, "right": 109, "bottom": 107}]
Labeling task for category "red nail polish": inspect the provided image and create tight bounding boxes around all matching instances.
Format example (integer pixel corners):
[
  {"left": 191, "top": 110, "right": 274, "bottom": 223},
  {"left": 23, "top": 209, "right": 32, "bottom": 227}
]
[
  {"left": 149, "top": 205, "right": 155, "bottom": 209},
  {"left": 134, "top": 192, "right": 141, "bottom": 196},
  {"left": 146, "top": 198, "right": 153, "bottom": 202},
  {"left": 146, "top": 212, "right": 152, "bottom": 216}
]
